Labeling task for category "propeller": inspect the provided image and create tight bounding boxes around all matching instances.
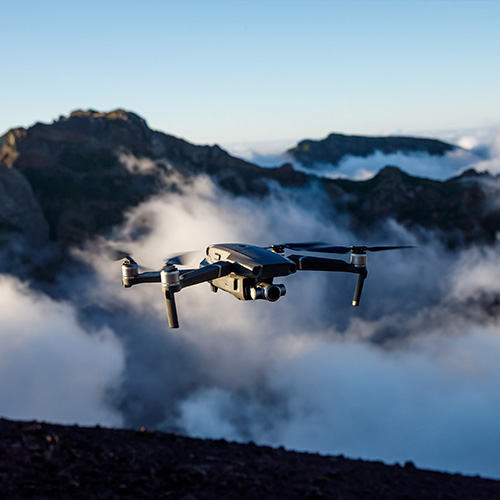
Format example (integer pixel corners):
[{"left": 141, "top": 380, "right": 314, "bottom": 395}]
[
  {"left": 103, "top": 247, "right": 158, "bottom": 273},
  {"left": 308, "top": 244, "right": 415, "bottom": 254},
  {"left": 105, "top": 247, "right": 136, "bottom": 262},
  {"left": 164, "top": 251, "right": 198, "bottom": 266},
  {"left": 273, "top": 243, "right": 414, "bottom": 254},
  {"left": 270, "top": 242, "right": 326, "bottom": 252},
  {"left": 105, "top": 244, "right": 198, "bottom": 271}
]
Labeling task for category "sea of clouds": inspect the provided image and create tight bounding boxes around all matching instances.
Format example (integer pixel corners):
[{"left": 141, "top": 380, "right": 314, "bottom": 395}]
[
  {"left": 2, "top": 128, "right": 500, "bottom": 478},
  {"left": 223, "top": 126, "right": 500, "bottom": 181}
]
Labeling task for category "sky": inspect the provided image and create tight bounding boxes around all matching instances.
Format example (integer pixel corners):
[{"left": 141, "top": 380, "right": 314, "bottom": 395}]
[{"left": 2, "top": 0, "right": 500, "bottom": 146}]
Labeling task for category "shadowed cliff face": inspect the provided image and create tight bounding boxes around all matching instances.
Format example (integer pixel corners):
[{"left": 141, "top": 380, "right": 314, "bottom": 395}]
[
  {"left": 0, "top": 109, "right": 271, "bottom": 245},
  {"left": 1, "top": 109, "right": 499, "bottom": 252},
  {"left": 0, "top": 165, "right": 49, "bottom": 246}
]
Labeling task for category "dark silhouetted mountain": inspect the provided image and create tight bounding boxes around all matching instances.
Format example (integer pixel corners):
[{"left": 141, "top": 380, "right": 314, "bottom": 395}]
[
  {"left": 0, "top": 164, "right": 49, "bottom": 247},
  {"left": 288, "top": 132, "right": 456, "bottom": 167},
  {"left": 1, "top": 109, "right": 498, "bottom": 254},
  {"left": 327, "top": 166, "right": 499, "bottom": 247},
  {"left": 0, "top": 110, "right": 306, "bottom": 247}
]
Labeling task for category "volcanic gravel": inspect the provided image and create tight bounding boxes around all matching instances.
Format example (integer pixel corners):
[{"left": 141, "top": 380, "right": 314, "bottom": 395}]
[{"left": 1, "top": 417, "right": 499, "bottom": 499}]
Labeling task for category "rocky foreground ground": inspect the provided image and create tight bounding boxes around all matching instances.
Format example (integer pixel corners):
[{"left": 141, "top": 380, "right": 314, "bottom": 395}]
[{"left": 1, "top": 417, "right": 499, "bottom": 499}]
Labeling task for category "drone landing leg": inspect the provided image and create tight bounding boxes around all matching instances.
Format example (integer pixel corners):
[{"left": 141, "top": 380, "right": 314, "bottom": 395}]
[
  {"left": 352, "top": 270, "right": 367, "bottom": 307},
  {"left": 164, "top": 289, "right": 180, "bottom": 328}
]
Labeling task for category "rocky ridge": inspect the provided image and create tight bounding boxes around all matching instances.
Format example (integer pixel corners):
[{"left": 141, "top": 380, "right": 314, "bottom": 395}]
[
  {"left": 0, "top": 109, "right": 499, "bottom": 255},
  {"left": 0, "top": 109, "right": 269, "bottom": 246}
]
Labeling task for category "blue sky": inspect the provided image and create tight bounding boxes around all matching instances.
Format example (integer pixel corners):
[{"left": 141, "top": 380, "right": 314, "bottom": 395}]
[{"left": 2, "top": 0, "right": 500, "bottom": 144}]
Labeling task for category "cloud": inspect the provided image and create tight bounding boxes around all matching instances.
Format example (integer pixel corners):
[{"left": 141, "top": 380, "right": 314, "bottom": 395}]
[
  {"left": 471, "top": 133, "right": 500, "bottom": 176},
  {"left": 4, "top": 159, "right": 500, "bottom": 479},
  {"left": 286, "top": 146, "right": 486, "bottom": 181},
  {"left": 176, "top": 328, "right": 500, "bottom": 478},
  {"left": 225, "top": 127, "right": 500, "bottom": 181},
  {"left": 63, "top": 173, "right": 498, "bottom": 477},
  {"left": 0, "top": 275, "right": 124, "bottom": 426},
  {"left": 105, "top": 174, "right": 500, "bottom": 478},
  {"left": 221, "top": 138, "right": 298, "bottom": 168}
]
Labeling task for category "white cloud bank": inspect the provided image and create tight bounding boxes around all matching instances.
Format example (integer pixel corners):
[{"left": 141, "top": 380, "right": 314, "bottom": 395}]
[
  {"left": 177, "top": 328, "right": 500, "bottom": 478},
  {"left": 77, "top": 174, "right": 500, "bottom": 479},
  {"left": 0, "top": 275, "right": 124, "bottom": 426},
  {"left": 225, "top": 127, "right": 500, "bottom": 181},
  {"left": 3, "top": 156, "right": 500, "bottom": 479}
]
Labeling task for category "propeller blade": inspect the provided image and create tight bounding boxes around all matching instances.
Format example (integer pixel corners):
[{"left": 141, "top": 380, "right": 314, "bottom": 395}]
[
  {"left": 304, "top": 245, "right": 352, "bottom": 254},
  {"left": 365, "top": 245, "right": 415, "bottom": 252},
  {"left": 104, "top": 247, "right": 135, "bottom": 262},
  {"left": 270, "top": 242, "right": 327, "bottom": 252},
  {"left": 164, "top": 251, "right": 198, "bottom": 266},
  {"left": 103, "top": 246, "right": 158, "bottom": 271},
  {"left": 309, "top": 245, "right": 415, "bottom": 254},
  {"left": 283, "top": 241, "right": 327, "bottom": 249},
  {"left": 283, "top": 244, "right": 415, "bottom": 254}
]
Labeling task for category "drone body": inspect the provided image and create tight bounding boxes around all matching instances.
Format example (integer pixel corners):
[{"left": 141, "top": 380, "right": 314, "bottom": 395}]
[
  {"left": 120, "top": 242, "right": 411, "bottom": 328},
  {"left": 205, "top": 244, "right": 295, "bottom": 302}
]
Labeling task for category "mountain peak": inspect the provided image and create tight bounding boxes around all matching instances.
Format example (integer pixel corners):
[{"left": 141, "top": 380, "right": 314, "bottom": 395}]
[
  {"left": 377, "top": 165, "right": 408, "bottom": 178},
  {"left": 67, "top": 108, "right": 146, "bottom": 124},
  {"left": 0, "top": 109, "right": 262, "bottom": 245}
]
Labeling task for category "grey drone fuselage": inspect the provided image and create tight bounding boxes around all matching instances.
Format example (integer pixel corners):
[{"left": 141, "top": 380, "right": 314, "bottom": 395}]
[{"left": 204, "top": 243, "right": 297, "bottom": 302}]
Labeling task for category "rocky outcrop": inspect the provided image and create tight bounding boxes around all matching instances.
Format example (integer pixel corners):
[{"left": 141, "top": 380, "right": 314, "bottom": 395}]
[
  {"left": 0, "top": 127, "right": 27, "bottom": 168},
  {"left": 288, "top": 133, "right": 456, "bottom": 167}
]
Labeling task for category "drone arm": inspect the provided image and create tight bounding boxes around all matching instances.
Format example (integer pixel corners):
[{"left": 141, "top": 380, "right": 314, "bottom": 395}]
[
  {"left": 179, "top": 262, "right": 233, "bottom": 289},
  {"left": 289, "top": 254, "right": 369, "bottom": 306},
  {"left": 288, "top": 254, "right": 357, "bottom": 273},
  {"left": 122, "top": 271, "right": 161, "bottom": 287}
]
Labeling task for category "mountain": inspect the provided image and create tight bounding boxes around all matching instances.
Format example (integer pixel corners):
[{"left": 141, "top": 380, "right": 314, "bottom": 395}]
[
  {"left": 0, "top": 109, "right": 498, "bottom": 255},
  {"left": 0, "top": 109, "right": 272, "bottom": 246},
  {"left": 288, "top": 132, "right": 456, "bottom": 167},
  {"left": 0, "top": 164, "right": 49, "bottom": 247},
  {"left": 328, "top": 166, "right": 500, "bottom": 247},
  {"left": 2, "top": 417, "right": 500, "bottom": 500}
]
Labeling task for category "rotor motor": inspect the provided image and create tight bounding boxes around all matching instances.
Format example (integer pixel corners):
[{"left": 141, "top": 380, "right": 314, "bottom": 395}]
[
  {"left": 350, "top": 253, "right": 367, "bottom": 268},
  {"left": 122, "top": 260, "right": 139, "bottom": 287},
  {"left": 161, "top": 264, "right": 180, "bottom": 293}
]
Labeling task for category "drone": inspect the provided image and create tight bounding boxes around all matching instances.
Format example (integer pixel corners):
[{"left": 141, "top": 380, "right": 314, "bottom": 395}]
[{"left": 116, "top": 242, "right": 412, "bottom": 328}]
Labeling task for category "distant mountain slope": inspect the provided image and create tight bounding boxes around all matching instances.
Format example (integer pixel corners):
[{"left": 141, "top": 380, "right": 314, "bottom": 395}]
[
  {"left": 0, "top": 109, "right": 275, "bottom": 245},
  {"left": 328, "top": 166, "right": 500, "bottom": 247},
  {"left": 2, "top": 417, "right": 500, "bottom": 500},
  {"left": 0, "top": 109, "right": 498, "bottom": 253},
  {"left": 288, "top": 132, "right": 456, "bottom": 167}
]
